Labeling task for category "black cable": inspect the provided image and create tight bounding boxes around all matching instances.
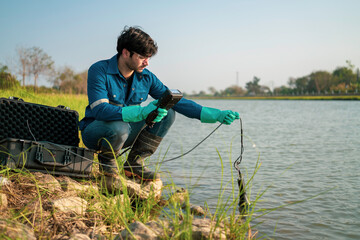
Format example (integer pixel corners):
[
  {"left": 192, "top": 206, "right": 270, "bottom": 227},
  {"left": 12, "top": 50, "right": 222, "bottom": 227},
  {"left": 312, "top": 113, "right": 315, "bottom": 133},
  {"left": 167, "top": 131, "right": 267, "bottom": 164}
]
[
  {"left": 26, "top": 119, "right": 243, "bottom": 172},
  {"left": 151, "top": 123, "right": 223, "bottom": 165},
  {"left": 36, "top": 123, "right": 223, "bottom": 169},
  {"left": 233, "top": 118, "right": 244, "bottom": 171}
]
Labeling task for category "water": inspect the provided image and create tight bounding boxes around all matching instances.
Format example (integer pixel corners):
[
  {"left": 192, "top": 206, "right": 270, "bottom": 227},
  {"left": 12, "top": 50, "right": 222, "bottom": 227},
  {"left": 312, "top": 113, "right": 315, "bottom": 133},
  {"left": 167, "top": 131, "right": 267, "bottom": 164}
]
[{"left": 156, "top": 100, "right": 360, "bottom": 239}]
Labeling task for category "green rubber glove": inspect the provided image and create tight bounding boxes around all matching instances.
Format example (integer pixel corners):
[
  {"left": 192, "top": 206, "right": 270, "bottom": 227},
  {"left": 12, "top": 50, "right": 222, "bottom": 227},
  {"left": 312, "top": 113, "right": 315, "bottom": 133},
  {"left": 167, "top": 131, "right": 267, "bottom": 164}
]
[
  {"left": 200, "top": 107, "right": 240, "bottom": 125},
  {"left": 153, "top": 108, "right": 168, "bottom": 122},
  {"left": 122, "top": 100, "right": 168, "bottom": 122}
]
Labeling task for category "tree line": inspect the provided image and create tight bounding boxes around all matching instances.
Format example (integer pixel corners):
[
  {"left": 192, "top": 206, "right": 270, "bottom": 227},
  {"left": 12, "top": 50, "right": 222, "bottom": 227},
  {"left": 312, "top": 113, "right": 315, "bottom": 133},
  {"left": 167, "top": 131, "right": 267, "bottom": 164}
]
[
  {"left": 0, "top": 46, "right": 87, "bottom": 94},
  {"left": 274, "top": 60, "right": 360, "bottom": 96},
  {"left": 1, "top": 46, "right": 359, "bottom": 96},
  {"left": 190, "top": 61, "right": 359, "bottom": 97}
]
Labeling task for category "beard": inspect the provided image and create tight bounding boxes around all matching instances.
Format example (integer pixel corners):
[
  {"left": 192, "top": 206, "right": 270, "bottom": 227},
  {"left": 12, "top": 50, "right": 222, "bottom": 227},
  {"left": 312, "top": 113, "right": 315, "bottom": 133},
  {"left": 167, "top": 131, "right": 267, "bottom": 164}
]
[{"left": 126, "top": 60, "right": 146, "bottom": 73}]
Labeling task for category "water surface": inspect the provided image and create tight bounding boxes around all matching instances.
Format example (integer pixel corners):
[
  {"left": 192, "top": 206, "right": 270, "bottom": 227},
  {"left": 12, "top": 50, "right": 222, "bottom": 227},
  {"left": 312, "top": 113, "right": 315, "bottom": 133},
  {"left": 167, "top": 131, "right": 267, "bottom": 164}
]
[{"left": 157, "top": 100, "right": 359, "bottom": 239}]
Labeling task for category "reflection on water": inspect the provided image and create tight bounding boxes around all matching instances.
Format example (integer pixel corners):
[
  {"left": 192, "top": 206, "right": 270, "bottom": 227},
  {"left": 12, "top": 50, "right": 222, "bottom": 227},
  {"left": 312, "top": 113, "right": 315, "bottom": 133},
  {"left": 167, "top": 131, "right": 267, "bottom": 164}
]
[{"left": 157, "top": 100, "right": 360, "bottom": 240}]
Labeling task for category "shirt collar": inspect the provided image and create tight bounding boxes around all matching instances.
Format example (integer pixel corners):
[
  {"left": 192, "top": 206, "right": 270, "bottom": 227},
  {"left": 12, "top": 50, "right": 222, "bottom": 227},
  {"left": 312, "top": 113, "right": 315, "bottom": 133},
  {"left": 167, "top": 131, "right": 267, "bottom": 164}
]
[{"left": 106, "top": 54, "right": 120, "bottom": 75}]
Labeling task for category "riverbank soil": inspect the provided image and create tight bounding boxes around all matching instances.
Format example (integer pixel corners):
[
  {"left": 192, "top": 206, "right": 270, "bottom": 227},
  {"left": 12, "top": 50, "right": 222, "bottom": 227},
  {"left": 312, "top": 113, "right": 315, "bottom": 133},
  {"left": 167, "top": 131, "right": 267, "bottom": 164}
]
[{"left": 0, "top": 168, "right": 247, "bottom": 239}]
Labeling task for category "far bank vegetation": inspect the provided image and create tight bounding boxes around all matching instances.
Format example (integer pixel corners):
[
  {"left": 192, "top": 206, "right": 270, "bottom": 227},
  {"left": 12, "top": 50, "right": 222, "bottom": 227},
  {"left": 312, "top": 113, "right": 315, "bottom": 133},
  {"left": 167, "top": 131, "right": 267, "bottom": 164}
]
[{"left": 1, "top": 46, "right": 359, "bottom": 97}]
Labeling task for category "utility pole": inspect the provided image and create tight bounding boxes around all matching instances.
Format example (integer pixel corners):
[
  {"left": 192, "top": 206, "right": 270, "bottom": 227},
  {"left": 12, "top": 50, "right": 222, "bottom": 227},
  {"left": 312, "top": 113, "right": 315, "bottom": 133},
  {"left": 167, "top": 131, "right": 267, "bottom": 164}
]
[
  {"left": 236, "top": 71, "right": 239, "bottom": 86},
  {"left": 357, "top": 68, "right": 359, "bottom": 94}
]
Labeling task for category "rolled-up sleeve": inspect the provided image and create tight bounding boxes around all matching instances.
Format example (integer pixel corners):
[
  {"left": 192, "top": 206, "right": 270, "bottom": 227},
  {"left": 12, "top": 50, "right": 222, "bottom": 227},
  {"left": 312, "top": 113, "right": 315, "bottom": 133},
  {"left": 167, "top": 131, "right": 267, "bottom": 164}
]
[{"left": 173, "top": 98, "right": 202, "bottom": 119}]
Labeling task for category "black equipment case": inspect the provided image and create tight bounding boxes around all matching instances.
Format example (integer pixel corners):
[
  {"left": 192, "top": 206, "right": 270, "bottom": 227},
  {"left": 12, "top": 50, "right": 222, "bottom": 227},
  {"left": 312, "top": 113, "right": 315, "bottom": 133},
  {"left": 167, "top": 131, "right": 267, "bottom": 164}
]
[
  {"left": 0, "top": 138, "right": 94, "bottom": 178},
  {"left": 0, "top": 97, "right": 94, "bottom": 177},
  {"left": 0, "top": 97, "right": 80, "bottom": 146}
]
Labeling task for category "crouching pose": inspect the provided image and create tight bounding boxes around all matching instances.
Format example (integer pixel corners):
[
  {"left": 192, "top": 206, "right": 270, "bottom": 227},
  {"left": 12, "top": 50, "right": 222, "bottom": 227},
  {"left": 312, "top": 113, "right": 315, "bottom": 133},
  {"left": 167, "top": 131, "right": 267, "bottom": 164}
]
[{"left": 79, "top": 26, "right": 239, "bottom": 189}]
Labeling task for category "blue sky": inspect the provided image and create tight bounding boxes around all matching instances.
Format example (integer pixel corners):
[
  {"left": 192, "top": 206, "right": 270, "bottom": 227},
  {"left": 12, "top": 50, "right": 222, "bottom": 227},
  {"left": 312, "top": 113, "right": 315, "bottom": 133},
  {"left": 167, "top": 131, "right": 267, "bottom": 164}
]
[{"left": 1, "top": 0, "right": 360, "bottom": 93}]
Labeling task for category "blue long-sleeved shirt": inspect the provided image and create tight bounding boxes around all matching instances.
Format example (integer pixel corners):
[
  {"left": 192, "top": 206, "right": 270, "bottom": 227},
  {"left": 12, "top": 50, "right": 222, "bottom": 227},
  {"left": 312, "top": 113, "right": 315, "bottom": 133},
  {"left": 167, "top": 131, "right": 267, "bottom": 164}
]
[{"left": 79, "top": 54, "right": 203, "bottom": 131}]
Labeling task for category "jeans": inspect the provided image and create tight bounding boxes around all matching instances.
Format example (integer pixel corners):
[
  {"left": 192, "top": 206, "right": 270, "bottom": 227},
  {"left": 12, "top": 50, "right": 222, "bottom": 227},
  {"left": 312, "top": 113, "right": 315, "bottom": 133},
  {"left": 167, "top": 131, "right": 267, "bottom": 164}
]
[{"left": 81, "top": 109, "right": 175, "bottom": 152}]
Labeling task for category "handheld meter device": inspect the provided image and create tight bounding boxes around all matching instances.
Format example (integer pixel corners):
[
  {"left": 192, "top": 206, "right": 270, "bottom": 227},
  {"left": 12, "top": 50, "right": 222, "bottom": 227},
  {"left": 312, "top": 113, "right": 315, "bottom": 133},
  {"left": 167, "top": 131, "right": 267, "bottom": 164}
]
[{"left": 145, "top": 89, "right": 183, "bottom": 127}]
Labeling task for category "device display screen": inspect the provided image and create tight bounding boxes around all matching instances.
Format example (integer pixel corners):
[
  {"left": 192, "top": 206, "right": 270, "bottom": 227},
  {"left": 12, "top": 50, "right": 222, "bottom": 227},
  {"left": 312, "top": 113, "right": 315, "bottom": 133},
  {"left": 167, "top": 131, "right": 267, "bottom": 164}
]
[{"left": 170, "top": 89, "right": 181, "bottom": 94}]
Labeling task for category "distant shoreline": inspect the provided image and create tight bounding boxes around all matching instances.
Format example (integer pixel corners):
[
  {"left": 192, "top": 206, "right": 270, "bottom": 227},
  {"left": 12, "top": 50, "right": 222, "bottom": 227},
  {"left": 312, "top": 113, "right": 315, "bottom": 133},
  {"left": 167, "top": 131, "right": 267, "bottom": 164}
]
[{"left": 188, "top": 95, "right": 360, "bottom": 100}]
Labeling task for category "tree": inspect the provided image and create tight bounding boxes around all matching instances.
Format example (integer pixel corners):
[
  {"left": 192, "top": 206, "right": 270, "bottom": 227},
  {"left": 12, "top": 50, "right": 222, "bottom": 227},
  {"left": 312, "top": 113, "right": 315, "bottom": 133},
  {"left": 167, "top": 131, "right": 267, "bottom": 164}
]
[
  {"left": 74, "top": 70, "right": 88, "bottom": 94},
  {"left": 259, "top": 85, "right": 271, "bottom": 94},
  {"left": 245, "top": 76, "right": 261, "bottom": 95},
  {"left": 51, "top": 67, "right": 88, "bottom": 94},
  {"left": 222, "top": 85, "right": 245, "bottom": 96},
  {"left": 16, "top": 47, "right": 31, "bottom": 86},
  {"left": 57, "top": 66, "right": 76, "bottom": 93},
  {"left": 309, "top": 71, "right": 332, "bottom": 93},
  {"left": 287, "top": 77, "right": 296, "bottom": 89},
  {"left": 208, "top": 86, "right": 217, "bottom": 96},
  {"left": 332, "top": 66, "right": 356, "bottom": 87},
  {"left": 273, "top": 85, "right": 293, "bottom": 95},
  {"left": 198, "top": 90, "right": 207, "bottom": 96},
  {"left": 295, "top": 76, "right": 310, "bottom": 93},
  {"left": 28, "top": 47, "right": 54, "bottom": 90},
  {"left": 0, "top": 64, "right": 20, "bottom": 89}
]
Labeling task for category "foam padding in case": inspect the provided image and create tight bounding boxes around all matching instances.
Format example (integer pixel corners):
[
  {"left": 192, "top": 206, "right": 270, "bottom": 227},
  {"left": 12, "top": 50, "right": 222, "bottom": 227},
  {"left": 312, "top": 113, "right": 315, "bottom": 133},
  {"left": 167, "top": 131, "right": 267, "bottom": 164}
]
[{"left": 0, "top": 98, "right": 80, "bottom": 146}]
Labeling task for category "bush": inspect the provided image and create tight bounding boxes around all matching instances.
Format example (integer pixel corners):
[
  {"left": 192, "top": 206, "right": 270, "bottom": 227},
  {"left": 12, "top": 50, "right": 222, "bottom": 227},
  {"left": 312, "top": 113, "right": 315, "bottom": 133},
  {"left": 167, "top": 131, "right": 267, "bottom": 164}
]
[{"left": 0, "top": 65, "right": 20, "bottom": 89}]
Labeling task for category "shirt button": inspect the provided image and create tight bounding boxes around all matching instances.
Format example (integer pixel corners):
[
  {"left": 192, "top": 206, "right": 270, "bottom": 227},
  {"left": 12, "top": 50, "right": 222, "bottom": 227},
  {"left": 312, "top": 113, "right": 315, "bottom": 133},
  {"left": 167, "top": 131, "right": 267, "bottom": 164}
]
[
  {"left": 140, "top": 98, "right": 143, "bottom": 100},
  {"left": 132, "top": 88, "right": 135, "bottom": 91},
  {"left": 113, "top": 95, "right": 116, "bottom": 98},
  {"left": 123, "top": 84, "right": 126, "bottom": 87}
]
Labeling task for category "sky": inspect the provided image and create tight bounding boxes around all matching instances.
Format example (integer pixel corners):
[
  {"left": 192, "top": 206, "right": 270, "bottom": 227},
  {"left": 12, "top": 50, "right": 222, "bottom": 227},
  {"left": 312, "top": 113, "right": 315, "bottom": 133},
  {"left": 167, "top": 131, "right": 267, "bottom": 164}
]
[{"left": 1, "top": 0, "right": 360, "bottom": 93}]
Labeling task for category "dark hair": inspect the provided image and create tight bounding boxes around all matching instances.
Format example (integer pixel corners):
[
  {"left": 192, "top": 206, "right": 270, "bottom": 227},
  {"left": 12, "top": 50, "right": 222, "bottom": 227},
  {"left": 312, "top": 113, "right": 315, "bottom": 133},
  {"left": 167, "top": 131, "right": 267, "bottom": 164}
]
[{"left": 116, "top": 26, "right": 158, "bottom": 57}]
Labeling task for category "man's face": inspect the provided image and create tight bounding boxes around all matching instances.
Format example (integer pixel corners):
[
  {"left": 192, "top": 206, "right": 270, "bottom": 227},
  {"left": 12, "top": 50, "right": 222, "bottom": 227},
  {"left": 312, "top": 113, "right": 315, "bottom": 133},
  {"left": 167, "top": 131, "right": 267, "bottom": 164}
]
[{"left": 126, "top": 52, "right": 151, "bottom": 73}]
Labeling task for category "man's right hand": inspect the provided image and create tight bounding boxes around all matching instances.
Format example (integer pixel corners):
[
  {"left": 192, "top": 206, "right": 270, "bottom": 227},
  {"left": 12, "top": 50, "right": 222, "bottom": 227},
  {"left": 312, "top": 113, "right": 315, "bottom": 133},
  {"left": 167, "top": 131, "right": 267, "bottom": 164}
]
[{"left": 122, "top": 100, "right": 168, "bottom": 122}]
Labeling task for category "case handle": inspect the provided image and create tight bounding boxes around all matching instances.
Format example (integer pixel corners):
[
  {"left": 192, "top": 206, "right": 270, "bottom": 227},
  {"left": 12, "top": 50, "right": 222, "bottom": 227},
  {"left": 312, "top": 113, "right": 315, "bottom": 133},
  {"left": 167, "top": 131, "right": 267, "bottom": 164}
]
[
  {"left": 9, "top": 96, "right": 24, "bottom": 102},
  {"left": 35, "top": 144, "right": 72, "bottom": 167},
  {"left": 57, "top": 105, "right": 70, "bottom": 110}
]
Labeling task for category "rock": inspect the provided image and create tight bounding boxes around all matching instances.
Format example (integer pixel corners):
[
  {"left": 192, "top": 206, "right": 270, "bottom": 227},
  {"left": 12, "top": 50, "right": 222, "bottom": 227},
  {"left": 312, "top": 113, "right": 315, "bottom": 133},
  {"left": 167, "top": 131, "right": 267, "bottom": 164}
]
[
  {"left": 59, "top": 176, "right": 98, "bottom": 195},
  {"left": 69, "top": 233, "right": 91, "bottom": 240},
  {"left": 126, "top": 178, "right": 163, "bottom": 201},
  {"left": 188, "top": 204, "right": 206, "bottom": 216},
  {"left": 157, "top": 198, "right": 168, "bottom": 206},
  {"left": 145, "top": 220, "right": 171, "bottom": 237},
  {"left": 33, "top": 172, "right": 62, "bottom": 192},
  {"left": 166, "top": 186, "right": 205, "bottom": 216},
  {"left": 191, "top": 218, "right": 227, "bottom": 240},
  {"left": 91, "top": 194, "right": 126, "bottom": 214},
  {"left": 110, "top": 194, "right": 126, "bottom": 205},
  {"left": 0, "top": 219, "right": 36, "bottom": 240},
  {"left": 91, "top": 225, "right": 108, "bottom": 238},
  {"left": 91, "top": 233, "right": 108, "bottom": 240},
  {"left": 117, "top": 218, "right": 228, "bottom": 240},
  {"left": 0, "top": 177, "right": 11, "bottom": 186},
  {"left": 168, "top": 187, "right": 188, "bottom": 206},
  {"left": 117, "top": 221, "right": 158, "bottom": 240},
  {"left": 100, "top": 173, "right": 163, "bottom": 201},
  {"left": 0, "top": 193, "right": 8, "bottom": 210},
  {"left": 52, "top": 234, "right": 69, "bottom": 240},
  {"left": 52, "top": 196, "right": 87, "bottom": 215}
]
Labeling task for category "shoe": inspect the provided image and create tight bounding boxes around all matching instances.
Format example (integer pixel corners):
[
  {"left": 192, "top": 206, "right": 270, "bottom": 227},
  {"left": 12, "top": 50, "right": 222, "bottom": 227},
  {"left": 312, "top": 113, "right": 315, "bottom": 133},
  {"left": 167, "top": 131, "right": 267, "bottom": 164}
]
[{"left": 98, "top": 151, "right": 122, "bottom": 192}]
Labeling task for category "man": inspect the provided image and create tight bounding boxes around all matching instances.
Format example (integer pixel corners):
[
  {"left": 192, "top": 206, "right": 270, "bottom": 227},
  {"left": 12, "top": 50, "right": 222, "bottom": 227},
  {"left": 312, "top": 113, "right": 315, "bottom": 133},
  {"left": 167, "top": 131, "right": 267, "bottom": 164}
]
[{"left": 79, "top": 26, "right": 239, "bottom": 189}]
